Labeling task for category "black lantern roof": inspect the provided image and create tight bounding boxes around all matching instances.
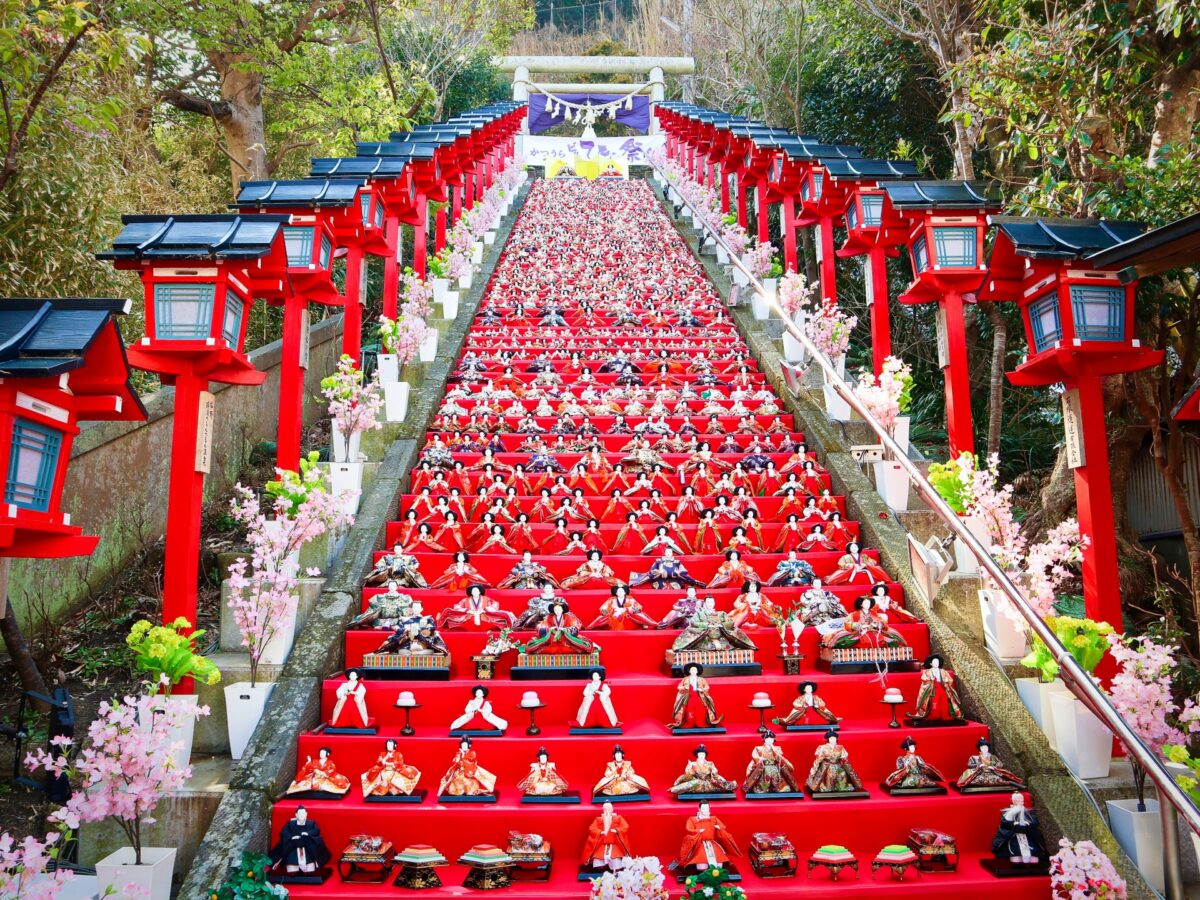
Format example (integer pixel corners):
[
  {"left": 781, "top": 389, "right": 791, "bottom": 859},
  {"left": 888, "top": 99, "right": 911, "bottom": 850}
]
[
  {"left": 778, "top": 139, "right": 863, "bottom": 160},
  {"left": 1085, "top": 211, "right": 1200, "bottom": 278},
  {"left": 0, "top": 298, "right": 146, "bottom": 418},
  {"left": 234, "top": 178, "right": 363, "bottom": 209},
  {"left": 309, "top": 157, "right": 409, "bottom": 179},
  {"left": 413, "top": 124, "right": 478, "bottom": 136},
  {"left": 989, "top": 216, "right": 1146, "bottom": 260},
  {"left": 877, "top": 180, "right": 997, "bottom": 210},
  {"left": 388, "top": 131, "right": 461, "bottom": 145},
  {"left": 821, "top": 158, "right": 919, "bottom": 180},
  {"left": 98, "top": 214, "right": 291, "bottom": 261},
  {"left": 355, "top": 142, "right": 438, "bottom": 160}
]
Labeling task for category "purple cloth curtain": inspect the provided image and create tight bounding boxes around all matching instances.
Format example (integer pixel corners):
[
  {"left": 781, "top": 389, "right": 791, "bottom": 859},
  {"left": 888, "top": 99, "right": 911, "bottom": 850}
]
[{"left": 528, "top": 93, "right": 651, "bottom": 135}]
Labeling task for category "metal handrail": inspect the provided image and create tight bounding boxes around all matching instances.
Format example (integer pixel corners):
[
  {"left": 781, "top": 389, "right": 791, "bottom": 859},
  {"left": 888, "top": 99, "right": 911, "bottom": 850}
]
[{"left": 653, "top": 159, "right": 1195, "bottom": 897}]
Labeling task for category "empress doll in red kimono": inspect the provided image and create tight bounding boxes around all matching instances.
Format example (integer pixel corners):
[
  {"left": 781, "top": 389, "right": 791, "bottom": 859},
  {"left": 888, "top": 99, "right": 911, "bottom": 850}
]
[
  {"left": 429, "top": 551, "right": 489, "bottom": 590},
  {"left": 675, "top": 802, "right": 741, "bottom": 870},
  {"left": 708, "top": 549, "right": 758, "bottom": 589},
  {"left": 588, "top": 585, "right": 657, "bottom": 629},
  {"left": 798, "top": 523, "right": 838, "bottom": 553},
  {"left": 560, "top": 549, "right": 624, "bottom": 589},
  {"left": 825, "top": 542, "right": 889, "bottom": 585},
  {"left": 611, "top": 514, "right": 650, "bottom": 554},
  {"left": 693, "top": 510, "right": 724, "bottom": 555}
]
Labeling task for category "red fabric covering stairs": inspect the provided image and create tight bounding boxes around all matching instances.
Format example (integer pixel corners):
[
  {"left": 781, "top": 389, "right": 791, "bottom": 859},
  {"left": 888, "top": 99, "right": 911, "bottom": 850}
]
[{"left": 270, "top": 178, "right": 1047, "bottom": 898}]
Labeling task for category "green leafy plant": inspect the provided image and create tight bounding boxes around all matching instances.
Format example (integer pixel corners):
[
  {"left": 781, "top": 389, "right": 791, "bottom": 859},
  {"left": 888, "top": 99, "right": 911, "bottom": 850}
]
[
  {"left": 211, "top": 851, "right": 287, "bottom": 900},
  {"left": 1164, "top": 745, "right": 1200, "bottom": 805},
  {"left": 722, "top": 213, "right": 737, "bottom": 226},
  {"left": 1021, "top": 615, "right": 1115, "bottom": 682},
  {"left": 769, "top": 261, "right": 784, "bottom": 278},
  {"left": 126, "top": 617, "right": 220, "bottom": 695},
  {"left": 264, "top": 451, "right": 327, "bottom": 519},
  {"left": 427, "top": 251, "right": 448, "bottom": 279},
  {"left": 681, "top": 863, "right": 746, "bottom": 900},
  {"left": 928, "top": 453, "right": 976, "bottom": 514}
]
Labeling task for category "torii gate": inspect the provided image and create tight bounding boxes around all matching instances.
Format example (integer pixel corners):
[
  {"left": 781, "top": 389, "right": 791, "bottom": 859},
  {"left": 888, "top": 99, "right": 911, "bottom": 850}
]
[{"left": 495, "top": 56, "right": 695, "bottom": 122}]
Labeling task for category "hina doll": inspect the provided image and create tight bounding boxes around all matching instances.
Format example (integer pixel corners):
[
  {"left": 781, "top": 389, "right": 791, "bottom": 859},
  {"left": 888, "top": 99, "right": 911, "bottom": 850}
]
[
  {"left": 363, "top": 545, "right": 427, "bottom": 587},
  {"left": 581, "top": 802, "right": 632, "bottom": 870},
  {"left": 517, "top": 747, "right": 571, "bottom": 797},
  {"left": 429, "top": 551, "right": 490, "bottom": 590},
  {"left": 675, "top": 486, "right": 705, "bottom": 523},
  {"left": 884, "top": 737, "right": 946, "bottom": 793},
  {"left": 575, "top": 669, "right": 621, "bottom": 729},
  {"left": 268, "top": 807, "right": 331, "bottom": 874},
  {"left": 730, "top": 582, "right": 782, "bottom": 629},
  {"left": 593, "top": 746, "right": 650, "bottom": 797},
  {"left": 329, "top": 670, "right": 370, "bottom": 729},
  {"left": 449, "top": 685, "right": 509, "bottom": 733},
  {"left": 707, "top": 549, "right": 757, "bottom": 589},
  {"left": 374, "top": 603, "right": 448, "bottom": 657},
  {"left": 437, "top": 737, "right": 498, "bottom": 798},
  {"left": 992, "top": 793, "right": 1048, "bottom": 866},
  {"left": 513, "top": 582, "right": 562, "bottom": 629},
  {"left": 957, "top": 738, "right": 1025, "bottom": 792},
  {"left": 437, "top": 585, "right": 515, "bottom": 631},
  {"left": 611, "top": 513, "right": 650, "bottom": 554},
  {"left": 908, "top": 655, "right": 965, "bottom": 723},
  {"left": 797, "top": 460, "right": 825, "bottom": 497},
  {"left": 523, "top": 602, "right": 599, "bottom": 656},
  {"left": 742, "top": 730, "right": 801, "bottom": 794},
  {"left": 724, "top": 526, "right": 760, "bottom": 555},
  {"left": 629, "top": 547, "right": 705, "bottom": 589},
  {"left": 508, "top": 514, "right": 538, "bottom": 554},
  {"left": 669, "top": 746, "right": 737, "bottom": 795},
  {"left": 349, "top": 581, "right": 414, "bottom": 629},
  {"left": 657, "top": 588, "right": 702, "bottom": 629},
  {"left": 497, "top": 551, "right": 561, "bottom": 590},
  {"left": 773, "top": 682, "right": 841, "bottom": 728},
  {"left": 798, "top": 523, "right": 837, "bottom": 553},
  {"left": 672, "top": 597, "right": 757, "bottom": 654},
  {"left": 285, "top": 747, "right": 351, "bottom": 797},
  {"left": 561, "top": 549, "right": 624, "bottom": 589},
  {"left": 476, "top": 523, "right": 518, "bottom": 555},
  {"left": 867, "top": 582, "right": 919, "bottom": 623},
  {"left": 766, "top": 550, "right": 817, "bottom": 587},
  {"left": 360, "top": 739, "right": 421, "bottom": 798},
  {"left": 668, "top": 664, "right": 724, "bottom": 730},
  {"left": 805, "top": 731, "right": 865, "bottom": 795},
  {"left": 820, "top": 594, "right": 907, "bottom": 653},
  {"left": 675, "top": 801, "right": 741, "bottom": 871},
  {"left": 825, "top": 542, "right": 890, "bottom": 585},
  {"left": 824, "top": 511, "right": 854, "bottom": 548},
  {"left": 798, "top": 579, "right": 848, "bottom": 626},
  {"left": 640, "top": 524, "right": 687, "bottom": 557},
  {"left": 588, "top": 585, "right": 657, "bottom": 629},
  {"left": 602, "top": 488, "right": 638, "bottom": 521}
]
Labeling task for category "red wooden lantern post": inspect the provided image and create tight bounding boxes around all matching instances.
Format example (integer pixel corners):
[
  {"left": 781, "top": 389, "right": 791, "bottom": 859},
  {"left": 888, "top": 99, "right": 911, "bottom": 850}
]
[
  {"left": 235, "top": 179, "right": 366, "bottom": 470},
  {"left": 310, "top": 156, "right": 416, "bottom": 328},
  {"left": 0, "top": 299, "right": 145, "bottom": 563},
  {"left": 879, "top": 181, "right": 1000, "bottom": 457},
  {"left": 982, "top": 216, "right": 1152, "bottom": 630},
  {"left": 821, "top": 158, "right": 920, "bottom": 374},
  {"left": 100, "top": 214, "right": 291, "bottom": 629},
  {"left": 385, "top": 132, "right": 464, "bottom": 256},
  {"left": 789, "top": 144, "right": 864, "bottom": 305},
  {"left": 357, "top": 142, "right": 443, "bottom": 280}
]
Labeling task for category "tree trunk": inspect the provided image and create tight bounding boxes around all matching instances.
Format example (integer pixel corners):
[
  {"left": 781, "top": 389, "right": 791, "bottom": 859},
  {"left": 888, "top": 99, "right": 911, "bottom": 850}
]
[
  {"left": 0, "top": 598, "right": 52, "bottom": 705},
  {"left": 218, "top": 64, "right": 268, "bottom": 194},
  {"left": 982, "top": 300, "right": 1006, "bottom": 456},
  {"left": 1149, "top": 65, "right": 1200, "bottom": 166},
  {"left": 948, "top": 86, "right": 976, "bottom": 180}
]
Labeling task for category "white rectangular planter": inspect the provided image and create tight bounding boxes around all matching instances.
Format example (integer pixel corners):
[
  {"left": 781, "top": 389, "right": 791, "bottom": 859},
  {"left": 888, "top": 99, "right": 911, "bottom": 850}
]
[
  {"left": 376, "top": 353, "right": 400, "bottom": 384},
  {"left": 458, "top": 272, "right": 473, "bottom": 291},
  {"left": 256, "top": 601, "right": 297, "bottom": 667},
  {"left": 782, "top": 330, "right": 807, "bottom": 364},
  {"left": 822, "top": 383, "right": 852, "bottom": 421},
  {"left": 328, "top": 462, "right": 362, "bottom": 515},
  {"left": 419, "top": 330, "right": 438, "bottom": 363},
  {"left": 484, "top": 231, "right": 496, "bottom": 246},
  {"left": 716, "top": 246, "right": 730, "bottom": 265},
  {"left": 384, "top": 381, "right": 410, "bottom": 423},
  {"left": 431, "top": 277, "right": 450, "bottom": 304},
  {"left": 762, "top": 278, "right": 778, "bottom": 314},
  {"left": 1014, "top": 677, "right": 1069, "bottom": 750},
  {"left": 1107, "top": 799, "right": 1164, "bottom": 892},
  {"left": 731, "top": 265, "right": 750, "bottom": 287},
  {"left": 96, "top": 847, "right": 176, "bottom": 900},
  {"left": 873, "top": 460, "right": 911, "bottom": 511},
  {"left": 954, "top": 514, "right": 990, "bottom": 574},
  {"left": 330, "top": 422, "right": 361, "bottom": 464},
  {"left": 890, "top": 416, "right": 911, "bottom": 458},
  {"left": 138, "top": 694, "right": 197, "bottom": 774},
  {"left": 471, "top": 243, "right": 483, "bottom": 265},
  {"left": 751, "top": 290, "right": 770, "bottom": 320},
  {"left": 224, "top": 682, "right": 275, "bottom": 760},
  {"left": 440, "top": 292, "right": 459, "bottom": 320},
  {"left": 1049, "top": 691, "right": 1113, "bottom": 778},
  {"left": 979, "top": 589, "right": 1029, "bottom": 661}
]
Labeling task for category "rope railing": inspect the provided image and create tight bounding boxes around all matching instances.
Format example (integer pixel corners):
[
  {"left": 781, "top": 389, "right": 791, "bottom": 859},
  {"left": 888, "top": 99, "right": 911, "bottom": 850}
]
[{"left": 652, "top": 158, "right": 1194, "bottom": 898}]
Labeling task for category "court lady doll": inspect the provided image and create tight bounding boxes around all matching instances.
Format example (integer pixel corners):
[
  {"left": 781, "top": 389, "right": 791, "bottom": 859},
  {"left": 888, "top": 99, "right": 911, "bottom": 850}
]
[
  {"left": 286, "top": 747, "right": 351, "bottom": 797},
  {"left": 329, "top": 670, "right": 370, "bottom": 729},
  {"left": 957, "top": 738, "right": 1025, "bottom": 792},
  {"left": 438, "top": 737, "right": 497, "bottom": 798},
  {"left": 743, "top": 730, "right": 801, "bottom": 794},
  {"left": 884, "top": 737, "right": 946, "bottom": 792},
  {"left": 668, "top": 663, "right": 724, "bottom": 729},
  {"left": 593, "top": 746, "right": 650, "bottom": 797},
  {"left": 909, "top": 655, "right": 964, "bottom": 723},
  {"left": 730, "top": 582, "right": 782, "bottom": 629},
  {"left": 589, "top": 585, "right": 657, "bottom": 630},
  {"left": 825, "top": 542, "right": 889, "bottom": 585},
  {"left": 449, "top": 685, "right": 509, "bottom": 732},
  {"left": 360, "top": 739, "right": 421, "bottom": 798},
  {"left": 429, "top": 551, "right": 490, "bottom": 590},
  {"left": 497, "top": 550, "right": 560, "bottom": 590},
  {"left": 669, "top": 745, "right": 737, "bottom": 795},
  {"left": 708, "top": 549, "right": 757, "bottom": 589},
  {"left": 437, "top": 584, "right": 515, "bottom": 631},
  {"left": 517, "top": 747, "right": 571, "bottom": 797},
  {"left": 561, "top": 549, "right": 624, "bottom": 589},
  {"left": 774, "top": 681, "right": 841, "bottom": 727},
  {"left": 805, "top": 730, "right": 865, "bottom": 795}
]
